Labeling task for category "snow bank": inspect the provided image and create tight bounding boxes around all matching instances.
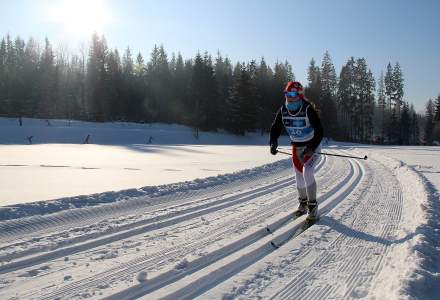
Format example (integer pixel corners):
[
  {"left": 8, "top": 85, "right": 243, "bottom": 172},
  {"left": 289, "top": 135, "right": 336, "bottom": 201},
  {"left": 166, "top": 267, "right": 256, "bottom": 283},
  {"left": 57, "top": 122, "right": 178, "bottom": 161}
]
[
  {"left": 368, "top": 153, "right": 440, "bottom": 299},
  {"left": 0, "top": 158, "right": 291, "bottom": 221}
]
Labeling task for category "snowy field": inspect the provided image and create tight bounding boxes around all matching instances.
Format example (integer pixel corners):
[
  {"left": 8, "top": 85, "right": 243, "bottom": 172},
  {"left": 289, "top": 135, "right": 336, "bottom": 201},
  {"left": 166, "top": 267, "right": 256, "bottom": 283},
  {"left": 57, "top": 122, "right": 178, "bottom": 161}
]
[
  {"left": 0, "top": 117, "right": 439, "bottom": 299},
  {"left": 0, "top": 118, "right": 281, "bottom": 205}
]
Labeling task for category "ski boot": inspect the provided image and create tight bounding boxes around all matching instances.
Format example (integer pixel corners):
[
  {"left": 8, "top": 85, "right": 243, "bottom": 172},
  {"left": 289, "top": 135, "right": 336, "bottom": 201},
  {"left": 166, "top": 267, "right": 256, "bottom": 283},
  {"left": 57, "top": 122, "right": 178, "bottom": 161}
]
[
  {"left": 294, "top": 198, "right": 308, "bottom": 217},
  {"left": 305, "top": 200, "right": 319, "bottom": 223}
]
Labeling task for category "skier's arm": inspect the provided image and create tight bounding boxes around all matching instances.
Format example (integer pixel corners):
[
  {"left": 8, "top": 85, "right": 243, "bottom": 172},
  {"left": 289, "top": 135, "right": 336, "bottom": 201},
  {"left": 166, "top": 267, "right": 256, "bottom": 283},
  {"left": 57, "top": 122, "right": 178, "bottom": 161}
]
[
  {"left": 269, "top": 108, "right": 283, "bottom": 145},
  {"left": 306, "top": 105, "right": 323, "bottom": 150}
]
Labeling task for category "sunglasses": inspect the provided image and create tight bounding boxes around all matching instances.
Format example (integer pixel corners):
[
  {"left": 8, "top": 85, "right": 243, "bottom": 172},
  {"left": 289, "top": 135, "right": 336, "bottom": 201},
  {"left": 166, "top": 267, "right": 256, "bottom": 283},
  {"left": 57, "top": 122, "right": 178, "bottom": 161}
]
[{"left": 285, "top": 91, "right": 299, "bottom": 98}]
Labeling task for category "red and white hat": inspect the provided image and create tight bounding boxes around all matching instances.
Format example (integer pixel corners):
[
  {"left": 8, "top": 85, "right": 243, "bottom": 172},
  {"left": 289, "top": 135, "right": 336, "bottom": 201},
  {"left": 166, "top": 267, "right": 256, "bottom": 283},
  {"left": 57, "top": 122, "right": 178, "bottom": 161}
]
[{"left": 284, "top": 81, "right": 304, "bottom": 98}]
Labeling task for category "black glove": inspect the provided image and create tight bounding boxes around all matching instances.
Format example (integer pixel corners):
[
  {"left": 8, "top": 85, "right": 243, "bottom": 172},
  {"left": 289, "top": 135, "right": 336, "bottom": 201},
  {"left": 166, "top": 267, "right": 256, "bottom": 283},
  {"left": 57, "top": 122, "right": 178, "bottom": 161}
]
[
  {"left": 301, "top": 147, "right": 314, "bottom": 158},
  {"left": 270, "top": 141, "right": 278, "bottom": 155}
]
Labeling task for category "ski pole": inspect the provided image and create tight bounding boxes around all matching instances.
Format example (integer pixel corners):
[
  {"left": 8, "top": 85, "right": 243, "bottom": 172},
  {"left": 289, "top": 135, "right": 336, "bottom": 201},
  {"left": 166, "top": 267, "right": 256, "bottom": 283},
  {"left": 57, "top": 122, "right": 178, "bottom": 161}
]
[
  {"left": 315, "top": 152, "right": 368, "bottom": 160},
  {"left": 276, "top": 150, "right": 293, "bottom": 156},
  {"left": 276, "top": 149, "right": 367, "bottom": 160}
]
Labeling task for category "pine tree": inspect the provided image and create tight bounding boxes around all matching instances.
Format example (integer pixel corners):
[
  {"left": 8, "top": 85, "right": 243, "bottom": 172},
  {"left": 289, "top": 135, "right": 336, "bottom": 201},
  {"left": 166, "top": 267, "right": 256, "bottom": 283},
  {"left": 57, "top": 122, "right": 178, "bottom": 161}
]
[
  {"left": 214, "top": 52, "right": 233, "bottom": 129},
  {"left": 434, "top": 94, "right": 440, "bottom": 122},
  {"left": 134, "top": 52, "right": 145, "bottom": 78},
  {"left": 192, "top": 52, "right": 206, "bottom": 128},
  {"left": 306, "top": 58, "right": 321, "bottom": 106},
  {"left": 400, "top": 102, "right": 410, "bottom": 144},
  {"left": 255, "top": 57, "right": 273, "bottom": 134},
  {"left": 320, "top": 51, "right": 339, "bottom": 139},
  {"left": 434, "top": 95, "right": 440, "bottom": 143},
  {"left": 170, "top": 52, "right": 187, "bottom": 124},
  {"left": 376, "top": 72, "right": 386, "bottom": 143},
  {"left": 39, "top": 37, "right": 56, "bottom": 118},
  {"left": 23, "top": 37, "right": 40, "bottom": 116},
  {"left": 225, "top": 63, "right": 244, "bottom": 134},
  {"left": 201, "top": 52, "right": 218, "bottom": 130},
  {"left": 384, "top": 63, "right": 393, "bottom": 112},
  {"left": 409, "top": 105, "right": 420, "bottom": 144},
  {"left": 106, "top": 49, "right": 122, "bottom": 120},
  {"left": 122, "top": 47, "right": 134, "bottom": 76},
  {"left": 9, "top": 37, "right": 27, "bottom": 116},
  {"left": 145, "top": 44, "right": 171, "bottom": 122},
  {"left": 243, "top": 60, "right": 258, "bottom": 132},
  {"left": 320, "top": 51, "right": 337, "bottom": 96},
  {"left": 0, "top": 38, "right": 7, "bottom": 115},
  {"left": 392, "top": 62, "right": 404, "bottom": 115},
  {"left": 425, "top": 99, "right": 435, "bottom": 144},
  {"left": 337, "top": 59, "right": 355, "bottom": 140},
  {"left": 86, "top": 34, "right": 109, "bottom": 121}
]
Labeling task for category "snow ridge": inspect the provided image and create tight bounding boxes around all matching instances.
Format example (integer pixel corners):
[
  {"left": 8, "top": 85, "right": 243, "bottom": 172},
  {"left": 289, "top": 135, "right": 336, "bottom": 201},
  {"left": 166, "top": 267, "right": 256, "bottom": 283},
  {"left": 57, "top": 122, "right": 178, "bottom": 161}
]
[
  {"left": 394, "top": 161, "right": 440, "bottom": 299},
  {"left": 0, "top": 158, "right": 291, "bottom": 222}
]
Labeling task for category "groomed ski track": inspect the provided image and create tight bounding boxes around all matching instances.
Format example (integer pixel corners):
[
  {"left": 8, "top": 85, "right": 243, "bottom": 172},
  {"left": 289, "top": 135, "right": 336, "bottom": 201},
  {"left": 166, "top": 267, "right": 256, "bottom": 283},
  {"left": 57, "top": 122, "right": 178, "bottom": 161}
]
[{"left": 0, "top": 149, "right": 415, "bottom": 299}]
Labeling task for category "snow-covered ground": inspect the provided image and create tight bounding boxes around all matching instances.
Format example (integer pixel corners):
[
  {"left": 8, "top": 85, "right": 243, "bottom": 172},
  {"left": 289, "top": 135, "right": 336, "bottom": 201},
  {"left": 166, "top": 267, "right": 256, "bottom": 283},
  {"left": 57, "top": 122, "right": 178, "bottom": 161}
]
[
  {"left": 0, "top": 117, "right": 439, "bottom": 299},
  {"left": 0, "top": 117, "right": 282, "bottom": 205}
]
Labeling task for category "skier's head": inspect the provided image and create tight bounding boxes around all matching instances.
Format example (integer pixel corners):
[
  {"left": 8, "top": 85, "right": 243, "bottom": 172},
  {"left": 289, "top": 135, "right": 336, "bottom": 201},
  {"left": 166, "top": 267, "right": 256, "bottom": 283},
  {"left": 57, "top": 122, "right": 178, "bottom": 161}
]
[{"left": 284, "top": 81, "right": 304, "bottom": 111}]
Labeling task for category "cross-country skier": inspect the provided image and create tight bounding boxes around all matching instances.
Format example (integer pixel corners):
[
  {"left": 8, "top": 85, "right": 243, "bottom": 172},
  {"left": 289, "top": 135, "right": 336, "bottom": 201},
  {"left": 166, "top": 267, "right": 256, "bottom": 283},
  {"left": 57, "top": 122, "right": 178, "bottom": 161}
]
[{"left": 269, "top": 81, "right": 323, "bottom": 222}]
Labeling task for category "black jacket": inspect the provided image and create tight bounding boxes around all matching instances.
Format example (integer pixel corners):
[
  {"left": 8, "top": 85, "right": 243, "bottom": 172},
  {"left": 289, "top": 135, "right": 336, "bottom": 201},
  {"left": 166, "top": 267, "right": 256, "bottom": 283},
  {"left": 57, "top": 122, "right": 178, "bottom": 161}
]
[{"left": 269, "top": 100, "right": 323, "bottom": 150}]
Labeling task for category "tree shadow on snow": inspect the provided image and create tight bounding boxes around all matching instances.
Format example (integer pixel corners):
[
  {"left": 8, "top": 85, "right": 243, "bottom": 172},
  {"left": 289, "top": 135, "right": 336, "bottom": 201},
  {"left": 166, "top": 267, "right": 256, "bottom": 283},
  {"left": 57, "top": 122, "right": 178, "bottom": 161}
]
[{"left": 123, "top": 144, "right": 213, "bottom": 155}]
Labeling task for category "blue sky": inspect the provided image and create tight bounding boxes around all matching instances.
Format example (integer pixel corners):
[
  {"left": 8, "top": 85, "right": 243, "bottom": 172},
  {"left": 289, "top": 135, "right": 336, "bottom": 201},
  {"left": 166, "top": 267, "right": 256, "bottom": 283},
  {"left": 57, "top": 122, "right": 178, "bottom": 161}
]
[{"left": 1, "top": 0, "right": 439, "bottom": 112}]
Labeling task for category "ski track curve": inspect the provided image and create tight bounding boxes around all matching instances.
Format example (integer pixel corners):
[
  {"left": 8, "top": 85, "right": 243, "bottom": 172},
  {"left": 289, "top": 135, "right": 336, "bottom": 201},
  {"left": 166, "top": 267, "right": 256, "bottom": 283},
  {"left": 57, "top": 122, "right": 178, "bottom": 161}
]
[
  {"left": 223, "top": 152, "right": 405, "bottom": 300},
  {"left": 22, "top": 156, "right": 336, "bottom": 300},
  {"left": 0, "top": 155, "right": 328, "bottom": 274},
  {"left": 0, "top": 154, "right": 340, "bottom": 299},
  {"left": 40, "top": 154, "right": 351, "bottom": 300},
  {"left": 143, "top": 153, "right": 362, "bottom": 300},
  {"left": 1, "top": 149, "right": 410, "bottom": 300},
  {"left": 0, "top": 157, "right": 318, "bottom": 261}
]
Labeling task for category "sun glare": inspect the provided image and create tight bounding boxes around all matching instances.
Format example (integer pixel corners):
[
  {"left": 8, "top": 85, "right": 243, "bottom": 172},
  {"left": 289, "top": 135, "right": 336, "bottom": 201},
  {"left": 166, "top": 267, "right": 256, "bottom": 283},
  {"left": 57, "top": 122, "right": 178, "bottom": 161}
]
[{"left": 48, "top": 0, "right": 112, "bottom": 37}]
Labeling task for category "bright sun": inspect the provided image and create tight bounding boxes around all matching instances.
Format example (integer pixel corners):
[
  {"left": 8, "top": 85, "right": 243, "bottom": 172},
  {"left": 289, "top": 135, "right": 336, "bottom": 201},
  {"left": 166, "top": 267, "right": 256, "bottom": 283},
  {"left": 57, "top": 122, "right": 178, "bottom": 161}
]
[{"left": 48, "top": 0, "right": 111, "bottom": 37}]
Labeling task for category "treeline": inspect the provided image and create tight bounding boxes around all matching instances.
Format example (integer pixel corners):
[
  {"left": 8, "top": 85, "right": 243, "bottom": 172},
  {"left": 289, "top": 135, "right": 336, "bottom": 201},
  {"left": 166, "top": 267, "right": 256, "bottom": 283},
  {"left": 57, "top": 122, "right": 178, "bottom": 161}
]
[
  {"left": 306, "top": 53, "right": 422, "bottom": 144},
  {"left": 0, "top": 34, "right": 294, "bottom": 136},
  {"left": 0, "top": 33, "right": 438, "bottom": 144},
  {"left": 424, "top": 95, "right": 440, "bottom": 145}
]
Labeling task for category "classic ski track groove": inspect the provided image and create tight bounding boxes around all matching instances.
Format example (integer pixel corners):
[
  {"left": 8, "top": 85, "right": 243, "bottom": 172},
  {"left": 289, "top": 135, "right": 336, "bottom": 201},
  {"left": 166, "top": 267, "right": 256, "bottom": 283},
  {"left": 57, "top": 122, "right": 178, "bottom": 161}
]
[
  {"left": 0, "top": 155, "right": 330, "bottom": 265},
  {"left": 0, "top": 159, "right": 297, "bottom": 242},
  {"left": 268, "top": 155, "right": 404, "bottom": 300},
  {"left": 0, "top": 176, "right": 278, "bottom": 242},
  {"left": 0, "top": 157, "right": 328, "bottom": 263},
  {"left": 4, "top": 156, "right": 348, "bottom": 298},
  {"left": 0, "top": 176, "right": 298, "bottom": 274},
  {"left": 26, "top": 156, "right": 338, "bottom": 300},
  {"left": 101, "top": 155, "right": 361, "bottom": 299},
  {"left": 1, "top": 149, "right": 393, "bottom": 300}
]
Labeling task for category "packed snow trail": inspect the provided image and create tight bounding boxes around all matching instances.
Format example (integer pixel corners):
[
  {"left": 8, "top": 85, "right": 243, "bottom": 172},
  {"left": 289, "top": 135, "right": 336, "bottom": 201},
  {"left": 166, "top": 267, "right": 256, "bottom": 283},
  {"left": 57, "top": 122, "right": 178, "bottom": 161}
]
[
  {"left": 0, "top": 149, "right": 425, "bottom": 299},
  {"left": 200, "top": 152, "right": 410, "bottom": 300}
]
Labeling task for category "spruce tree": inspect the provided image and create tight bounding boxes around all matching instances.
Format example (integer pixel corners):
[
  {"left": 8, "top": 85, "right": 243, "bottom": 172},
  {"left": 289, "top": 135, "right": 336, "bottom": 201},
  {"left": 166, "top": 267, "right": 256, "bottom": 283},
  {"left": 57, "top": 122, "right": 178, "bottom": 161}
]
[
  {"left": 425, "top": 99, "right": 435, "bottom": 144},
  {"left": 409, "top": 105, "right": 419, "bottom": 144},
  {"left": 400, "top": 102, "right": 410, "bottom": 144},
  {"left": 106, "top": 49, "right": 123, "bottom": 120},
  {"left": 337, "top": 60, "right": 355, "bottom": 140},
  {"left": 39, "top": 37, "right": 56, "bottom": 118},
  {"left": 377, "top": 72, "right": 386, "bottom": 143},
  {"left": 306, "top": 58, "right": 321, "bottom": 107},
  {"left": 225, "top": 63, "right": 244, "bottom": 134},
  {"left": 320, "top": 51, "right": 339, "bottom": 139},
  {"left": 435, "top": 94, "right": 440, "bottom": 122},
  {"left": 0, "top": 38, "right": 7, "bottom": 115},
  {"left": 321, "top": 51, "right": 337, "bottom": 96},
  {"left": 214, "top": 52, "right": 233, "bottom": 129},
  {"left": 255, "top": 57, "right": 273, "bottom": 134}
]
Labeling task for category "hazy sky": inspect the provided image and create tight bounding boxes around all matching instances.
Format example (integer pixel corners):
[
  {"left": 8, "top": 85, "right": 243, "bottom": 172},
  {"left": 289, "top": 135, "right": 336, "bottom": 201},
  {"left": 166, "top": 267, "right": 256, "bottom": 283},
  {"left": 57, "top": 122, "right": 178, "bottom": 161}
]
[{"left": 1, "top": 0, "right": 439, "bottom": 112}]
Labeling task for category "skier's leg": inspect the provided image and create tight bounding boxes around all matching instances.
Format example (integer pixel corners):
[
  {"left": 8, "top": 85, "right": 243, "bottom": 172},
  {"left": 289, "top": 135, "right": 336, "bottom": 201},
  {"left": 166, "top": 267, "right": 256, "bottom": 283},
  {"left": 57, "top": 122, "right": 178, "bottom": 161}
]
[
  {"left": 303, "top": 145, "right": 321, "bottom": 219},
  {"left": 292, "top": 146, "right": 307, "bottom": 214},
  {"left": 294, "top": 167, "right": 308, "bottom": 214}
]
